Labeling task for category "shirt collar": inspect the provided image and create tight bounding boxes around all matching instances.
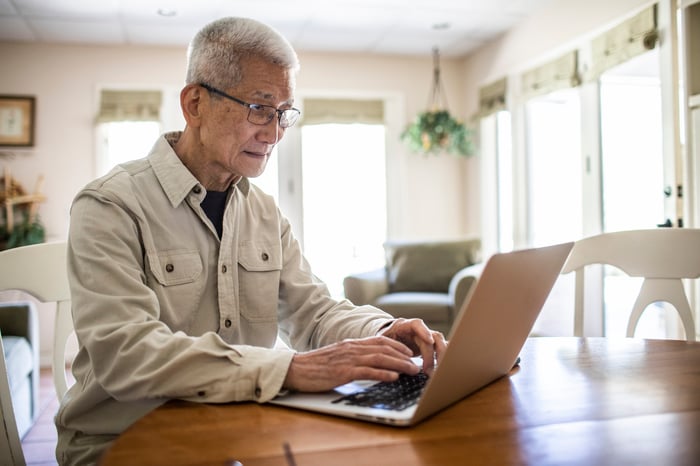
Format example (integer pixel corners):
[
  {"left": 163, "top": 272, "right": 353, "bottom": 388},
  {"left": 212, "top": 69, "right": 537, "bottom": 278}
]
[{"left": 149, "top": 131, "right": 250, "bottom": 207}]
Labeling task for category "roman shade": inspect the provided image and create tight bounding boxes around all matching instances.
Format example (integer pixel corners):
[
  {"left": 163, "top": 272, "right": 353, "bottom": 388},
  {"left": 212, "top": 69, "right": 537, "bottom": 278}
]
[
  {"left": 301, "top": 98, "right": 384, "bottom": 125},
  {"left": 521, "top": 51, "right": 581, "bottom": 100},
  {"left": 97, "top": 90, "right": 162, "bottom": 122},
  {"left": 478, "top": 77, "right": 507, "bottom": 117},
  {"left": 585, "top": 5, "right": 658, "bottom": 81}
]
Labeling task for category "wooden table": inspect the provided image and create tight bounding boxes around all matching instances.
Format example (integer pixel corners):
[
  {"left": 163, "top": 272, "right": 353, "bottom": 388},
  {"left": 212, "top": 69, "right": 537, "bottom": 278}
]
[{"left": 100, "top": 337, "right": 700, "bottom": 466}]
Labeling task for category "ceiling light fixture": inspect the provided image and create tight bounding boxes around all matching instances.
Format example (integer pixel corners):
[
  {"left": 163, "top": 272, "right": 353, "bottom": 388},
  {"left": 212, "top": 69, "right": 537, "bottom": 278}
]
[
  {"left": 157, "top": 8, "right": 177, "bottom": 18},
  {"left": 432, "top": 22, "right": 451, "bottom": 31}
]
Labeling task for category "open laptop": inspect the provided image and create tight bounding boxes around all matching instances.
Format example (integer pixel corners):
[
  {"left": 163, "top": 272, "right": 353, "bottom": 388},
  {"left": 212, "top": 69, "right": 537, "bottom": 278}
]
[{"left": 269, "top": 241, "right": 574, "bottom": 426}]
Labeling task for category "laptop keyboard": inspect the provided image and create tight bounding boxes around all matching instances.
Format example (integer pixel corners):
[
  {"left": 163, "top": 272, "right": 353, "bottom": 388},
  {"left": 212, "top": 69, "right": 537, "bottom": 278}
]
[{"left": 332, "top": 371, "right": 429, "bottom": 411}]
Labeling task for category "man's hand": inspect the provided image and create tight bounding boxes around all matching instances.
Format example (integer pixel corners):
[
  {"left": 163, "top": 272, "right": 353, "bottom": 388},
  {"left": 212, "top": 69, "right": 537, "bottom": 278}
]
[
  {"left": 283, "top": 335, "right": 420, "bottom": 392},
  {"left": 282, "top": 318, "right": 446, "bottom": 393},
  {"left": 379, "top": 318, "right": 447, "bottom": 374}
]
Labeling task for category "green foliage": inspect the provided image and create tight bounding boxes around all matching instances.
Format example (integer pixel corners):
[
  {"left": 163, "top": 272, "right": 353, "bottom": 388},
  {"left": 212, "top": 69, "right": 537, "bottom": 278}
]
[
  {"left": 401, "top": 110, "right": 474, "bottom": 157},
  {"left": 0, "top": 218, "right": 45, "bottom": 250}
]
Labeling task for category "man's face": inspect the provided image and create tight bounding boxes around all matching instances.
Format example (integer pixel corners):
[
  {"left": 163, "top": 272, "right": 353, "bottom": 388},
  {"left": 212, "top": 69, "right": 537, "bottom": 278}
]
[{"left": 199, "top": 56, "right": 295, "bottom": 180}]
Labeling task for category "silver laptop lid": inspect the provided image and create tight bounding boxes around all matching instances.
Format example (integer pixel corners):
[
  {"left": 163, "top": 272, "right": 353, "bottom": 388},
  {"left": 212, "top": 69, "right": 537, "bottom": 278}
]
[{"left": 412, "top": 241, "right": 574, "bottom": 423}]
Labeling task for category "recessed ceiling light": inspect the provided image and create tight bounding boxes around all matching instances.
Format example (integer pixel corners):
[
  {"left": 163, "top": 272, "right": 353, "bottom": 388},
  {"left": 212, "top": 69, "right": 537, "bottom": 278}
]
[
  {"left": 432, "top": 22, "right": 450, "bottom": 31},
  {"left": 157, "top": 8, "right": 177, "bottom": 18}
]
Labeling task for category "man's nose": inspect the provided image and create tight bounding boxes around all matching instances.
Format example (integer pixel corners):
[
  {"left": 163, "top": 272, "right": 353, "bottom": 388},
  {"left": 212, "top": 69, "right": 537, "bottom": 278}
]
[{"left": 258, "top": 118, "right": 282, "bottom": 145}]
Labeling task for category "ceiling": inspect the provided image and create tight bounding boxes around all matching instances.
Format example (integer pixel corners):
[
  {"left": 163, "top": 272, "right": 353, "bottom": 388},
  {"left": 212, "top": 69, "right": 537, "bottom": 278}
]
[{"left": 0, "top": 0, "right": 552, "bottom": 58}]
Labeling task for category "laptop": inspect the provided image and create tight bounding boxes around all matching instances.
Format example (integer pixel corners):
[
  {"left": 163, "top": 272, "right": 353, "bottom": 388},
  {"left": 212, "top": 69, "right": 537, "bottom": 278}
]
[{"left": 269, "top": 241, "right": 574, "bottom": 426}]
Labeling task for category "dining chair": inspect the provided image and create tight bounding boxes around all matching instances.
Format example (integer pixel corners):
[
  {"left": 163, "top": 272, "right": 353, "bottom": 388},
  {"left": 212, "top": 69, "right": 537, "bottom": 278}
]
[
  {"left": 561, "top": 229, "right": 699, "bottom": 341},
  {"left": 0, "top": 241, "right": 73, "bottom": 399},
  {"left": 1, "top": 332, "right": 27, "bottom": 466}
]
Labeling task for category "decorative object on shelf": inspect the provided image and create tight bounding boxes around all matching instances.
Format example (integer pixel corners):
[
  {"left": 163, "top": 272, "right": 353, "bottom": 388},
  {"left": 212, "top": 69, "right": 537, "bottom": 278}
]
[
  {"left": 0, "top": 167, "right": 45, "bottom": 250},
  {"left": 401, "top": 48, "right": 473, "bottom": 156},
  {"left": 0, "top": 95, "right": 36, "bottom": 147}
]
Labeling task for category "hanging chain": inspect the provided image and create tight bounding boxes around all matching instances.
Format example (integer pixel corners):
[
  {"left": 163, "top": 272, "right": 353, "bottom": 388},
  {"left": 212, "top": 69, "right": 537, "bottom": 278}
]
[{"left": 428, "top": 47, "right": 448, "bottom": 111}]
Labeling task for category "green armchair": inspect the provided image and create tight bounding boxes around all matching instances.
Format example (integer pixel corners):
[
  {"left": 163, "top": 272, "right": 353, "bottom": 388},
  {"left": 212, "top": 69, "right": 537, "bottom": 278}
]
[
  {"left": 343, "top": 238, "right": 482, "bottom": 335},
  {"left": 0, "top": 301, "right": 40, "bottom": 438}
]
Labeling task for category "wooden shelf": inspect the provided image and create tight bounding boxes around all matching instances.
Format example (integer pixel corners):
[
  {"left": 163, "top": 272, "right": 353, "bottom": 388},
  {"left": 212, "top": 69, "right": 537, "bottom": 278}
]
[{"left": 1, "top": 167, "right": 46, "bottom": 232}]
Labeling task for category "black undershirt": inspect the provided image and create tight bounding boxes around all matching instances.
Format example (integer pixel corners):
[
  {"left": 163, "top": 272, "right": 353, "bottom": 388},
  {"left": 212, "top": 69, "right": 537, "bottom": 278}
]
[{"left": 200, "top": 190, "right": 228, "bottom": 238}]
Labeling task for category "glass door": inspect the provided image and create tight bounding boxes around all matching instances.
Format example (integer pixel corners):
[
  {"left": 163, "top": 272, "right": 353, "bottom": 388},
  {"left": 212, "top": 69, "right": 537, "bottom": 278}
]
[
  {"left": 526, "top": 88, "right": 583, "bottom": 247},
  {"left": 600, "top": 50, "right": 665, "bottom": 233},
  {"left": 524, "top": 88, "right": 582, "bottom": 336},
  {"left": 598, "top": 49, "right": 681, "bottom": 338}
]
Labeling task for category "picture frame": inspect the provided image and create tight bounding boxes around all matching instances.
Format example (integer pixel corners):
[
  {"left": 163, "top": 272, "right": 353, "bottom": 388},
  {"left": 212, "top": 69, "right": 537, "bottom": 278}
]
[{"left": 0, "top": 95, "right": 36, "bottom": 147}]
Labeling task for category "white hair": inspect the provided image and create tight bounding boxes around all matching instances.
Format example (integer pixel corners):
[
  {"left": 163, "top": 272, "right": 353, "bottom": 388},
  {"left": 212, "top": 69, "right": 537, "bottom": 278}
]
[{"left": 185, "top": 17, "right": 300, "bottom": 88}]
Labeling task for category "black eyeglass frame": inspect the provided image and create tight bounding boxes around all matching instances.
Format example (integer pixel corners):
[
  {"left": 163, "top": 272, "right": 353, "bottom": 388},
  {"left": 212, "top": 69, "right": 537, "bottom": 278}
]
[{"left": 199, "top": 83, "right": 301, "bottom": 128}]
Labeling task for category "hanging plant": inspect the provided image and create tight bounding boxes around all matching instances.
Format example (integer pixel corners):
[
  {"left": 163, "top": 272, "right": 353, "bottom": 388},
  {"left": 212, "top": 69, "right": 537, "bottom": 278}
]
[
  {"left": 401, "top": 48, "right": 474, "bottom": 157},
  {"left": 401, "top": 109, "right": 473, "bottom": 156}
]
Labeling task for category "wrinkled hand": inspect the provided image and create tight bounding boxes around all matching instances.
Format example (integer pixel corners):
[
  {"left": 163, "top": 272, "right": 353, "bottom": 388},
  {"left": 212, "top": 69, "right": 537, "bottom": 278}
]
[
  {"left": 283, "top": 335, "right": 420, "bottom": 392},
  {"left": 379, "top": 318, "right": 447, "bottom": 374}
]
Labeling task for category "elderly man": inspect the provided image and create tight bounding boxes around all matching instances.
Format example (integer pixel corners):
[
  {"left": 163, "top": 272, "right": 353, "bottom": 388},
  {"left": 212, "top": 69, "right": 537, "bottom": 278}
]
[{"left": 56, "top": 17, "right": 445, "bottom": 465}]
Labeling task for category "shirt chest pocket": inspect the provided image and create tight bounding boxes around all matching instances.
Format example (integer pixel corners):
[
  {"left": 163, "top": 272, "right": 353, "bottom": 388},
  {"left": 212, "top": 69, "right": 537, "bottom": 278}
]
[
  {"left": 148, "top": 250, "right": 203, "bottom": 285},
  {"left": 238, "top": 242, "right": 281, "bottom": 323},
  {"left": 147, "top": 250, "right": 204, "bottom": 329}
]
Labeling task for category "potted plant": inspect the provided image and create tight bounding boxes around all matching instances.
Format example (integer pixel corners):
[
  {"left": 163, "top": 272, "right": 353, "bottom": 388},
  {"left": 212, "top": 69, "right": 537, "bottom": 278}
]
[
  {"left": 0, "top": 216, "right": 45, "bottom": 250},
  {"left": 401, "top": 48, "right": 474, "bottom": 157},
  {"left": 401, "top": 109, "right": 473, "bottom": 156}
]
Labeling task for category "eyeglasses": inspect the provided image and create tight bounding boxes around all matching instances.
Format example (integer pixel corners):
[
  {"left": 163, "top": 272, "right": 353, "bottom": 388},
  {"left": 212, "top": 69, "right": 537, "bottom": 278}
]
[{"left": 200, "top": 83, "right": 301, "bottom": 129}]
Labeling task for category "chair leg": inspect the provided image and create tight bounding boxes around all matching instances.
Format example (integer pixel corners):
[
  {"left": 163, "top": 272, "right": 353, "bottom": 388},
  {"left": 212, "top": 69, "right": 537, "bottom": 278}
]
[{"left": 627, "top": 279, "right": 696, "bottom": 341}]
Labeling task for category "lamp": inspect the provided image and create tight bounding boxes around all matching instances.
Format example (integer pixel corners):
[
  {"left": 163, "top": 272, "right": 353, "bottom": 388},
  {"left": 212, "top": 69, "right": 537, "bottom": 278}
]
[{"left": 401, "top": 47, "right": 473, "bottom": 156}]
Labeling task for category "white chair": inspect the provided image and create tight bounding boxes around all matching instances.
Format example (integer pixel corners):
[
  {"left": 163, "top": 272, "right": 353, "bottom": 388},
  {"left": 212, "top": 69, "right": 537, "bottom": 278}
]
[
  {"left": 562, "top": 229, "right": 699, "bottom": 341},
  {"left": 0, "top": 242, "right": 73, "bottom": 399},
  {"left": 1, "top": 333, "right": 27, "bottom": 466}
]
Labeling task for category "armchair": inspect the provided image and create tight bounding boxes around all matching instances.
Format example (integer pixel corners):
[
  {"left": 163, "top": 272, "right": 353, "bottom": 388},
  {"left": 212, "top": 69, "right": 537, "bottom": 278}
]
[
  {"left": 343, "top": 238, "right": 482, "bottom": 335},
  {"left": 0, "top": 300, "right": 39, "bottom": 439}
]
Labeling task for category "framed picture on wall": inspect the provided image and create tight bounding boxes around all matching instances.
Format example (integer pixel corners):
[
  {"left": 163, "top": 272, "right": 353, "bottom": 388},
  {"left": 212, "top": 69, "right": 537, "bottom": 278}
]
[{"left": 0, "top": 95, "right": 36, "bottom": 147}]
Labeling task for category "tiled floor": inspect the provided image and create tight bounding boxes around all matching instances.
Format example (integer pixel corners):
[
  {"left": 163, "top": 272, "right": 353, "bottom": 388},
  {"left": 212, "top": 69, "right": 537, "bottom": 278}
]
[{"left": 21, "top": 368, "right": 60, "bottom": 466}]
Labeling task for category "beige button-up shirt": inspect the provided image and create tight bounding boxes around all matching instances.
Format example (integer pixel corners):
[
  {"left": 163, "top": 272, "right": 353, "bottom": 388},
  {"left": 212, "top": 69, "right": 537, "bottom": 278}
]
[{"left": 56, "top": 132, "right": 393, "bottom": 465}]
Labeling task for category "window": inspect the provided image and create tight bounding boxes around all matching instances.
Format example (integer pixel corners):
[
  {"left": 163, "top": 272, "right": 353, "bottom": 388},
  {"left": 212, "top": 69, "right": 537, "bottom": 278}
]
[
  {"left": 525, "top": 88, "right": 583, "bottom": 247},
  {"left": 598, "top": 49, "right": 679, "bottom": 339},
  {"left": 523, "top": 88, "right": 582, "bottom": 337},
  {"left": 300, "top": 123, "right": 387, "bottom": 297},
  {"left": 496, "top": 111, "right": 514, "bottom": 252},
  {"left": 95, "top": 89, "right": 163, "bottom": 177},
  {"left": 97, "top": 121, "right": 161, "bottom": 177},
  {"left": 478, "top": 110, "right": 513, "bottom": 255}
]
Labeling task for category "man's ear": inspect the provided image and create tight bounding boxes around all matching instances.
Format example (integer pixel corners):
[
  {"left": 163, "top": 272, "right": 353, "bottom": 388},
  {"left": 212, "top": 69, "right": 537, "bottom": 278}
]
[{"left": 180, "top": 84, "right": 204, "bottom": 127}]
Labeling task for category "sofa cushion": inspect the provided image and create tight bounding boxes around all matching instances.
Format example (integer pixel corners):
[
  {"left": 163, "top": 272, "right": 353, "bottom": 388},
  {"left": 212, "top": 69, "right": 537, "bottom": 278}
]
[
  {"left": 385, "top": 239, "right": 480, "bottom": 293},
  {"left": 2, "top": 335, "right": 33, "bottom": 392}
]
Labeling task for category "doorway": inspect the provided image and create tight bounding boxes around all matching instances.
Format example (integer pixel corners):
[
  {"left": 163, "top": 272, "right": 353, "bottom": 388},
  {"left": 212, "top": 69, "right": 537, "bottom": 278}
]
[{"left": 598, "top": 49, "right": 681, "bottom": 338}]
